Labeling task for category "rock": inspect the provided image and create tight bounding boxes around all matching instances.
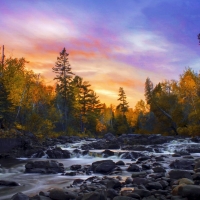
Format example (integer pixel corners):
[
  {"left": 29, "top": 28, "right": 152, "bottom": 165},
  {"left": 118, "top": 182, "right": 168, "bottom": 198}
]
[
  {"left": 104, "top": 133, "right": 116, "bottom": 141},
  {"left": 81, "top": 190, "right": 107, "bottom": 200},
  {"left": 152, "top": 167, "right": 166, "bottom": 173},
  {"left": 73, "top": 178, "right": 84, "bottom": 185},
  {"left": 49, "top": 188, "right": 67, "bottom": 200},
  {"left": 169, "top": 170, "right": 192, "bottom": 179},
  {"left": 92, "top": 160, "right": 116, "bottom": 174},
  {"left": 132, "top": 177, "right": 149, "bottom": 185},
  {"left": 133, "top": 189, "right": 151, "bottom": 197},
  {"left": 194, "top": 159, "right": 200, "bottom": 170},
  {"left": 178, "top": 178, "right": 194, "bottom": 185},
  {"left": 46, "top": 147, "right": 71, "bottom": 158},
  {"left": 101, "top": 149, "right": 114, "bottom": 158},
  {"left": 0, "top": 180, "right": 20, "bottom": 186},
  {"left": 116, "top": 160, "right": 125, "bottom": 165},
  {"left": 11, "top": 192, "right": 29, "bottom": 200},
  {"left": 146, "top": 182, "right": 163, "bottom": 190},
  {"left": 107, "top": 142, "right": 120, "bottom": 149},
  {"left": 170, "top": 159, "right": 194, "bottom": 170},
  {"left": 65, "top": 172, "right": 76, "bottom": 176},
  {"left": 70, "top": 164, "right": 81, "bottom": 170},
  {"left": 25, "top": 160, "right": 64, "bottom": 174},
  {"left": 100, "top": 178, "right": 121, "bottom": 189},
  {"left": 137, "top": 156, "right": 150, "bottom": 161},
  {"left": 113, "top": 196, "right": 137, "bottom": 200},
  {"left": 142, "top": 164, "right": 151, "bottom": 170},
  {"left": 131, "top": 172, "right": 147, "bottom": 178},
  {"left": 125, "top": 177, "right": 133, "bottom": 184},
  {"left": 172, "top": 184, "right": 187, "bottom": 196},
  {"left": 127, "top": 164, "right": 140, "bottom": 172},
  {"left": 178, "top": 185, "right": 200, "bottom": 199},
  {"left": 107, "top": 188, "right": 119, "bottom": 199}
]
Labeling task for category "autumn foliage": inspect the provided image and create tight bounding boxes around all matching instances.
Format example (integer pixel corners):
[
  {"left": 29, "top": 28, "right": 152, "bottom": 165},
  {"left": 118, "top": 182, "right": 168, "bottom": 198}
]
[{"left": 0, "top": 48, "right": 200, "bottom": 138}]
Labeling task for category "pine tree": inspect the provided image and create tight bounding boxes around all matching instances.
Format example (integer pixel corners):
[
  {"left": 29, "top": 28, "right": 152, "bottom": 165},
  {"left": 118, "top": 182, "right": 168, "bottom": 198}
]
[
  {"left": 52, "top": 48, "right": 74, "bottom": 132},
  {"left": 117, "top": 87, "right": 129, "bottom": 115}
]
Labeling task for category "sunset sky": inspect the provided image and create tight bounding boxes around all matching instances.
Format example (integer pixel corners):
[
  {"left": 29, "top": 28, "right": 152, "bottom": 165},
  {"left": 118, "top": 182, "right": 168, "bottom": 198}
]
[{"left": 1, "top": 0, "right": 200, "bottom": 107}]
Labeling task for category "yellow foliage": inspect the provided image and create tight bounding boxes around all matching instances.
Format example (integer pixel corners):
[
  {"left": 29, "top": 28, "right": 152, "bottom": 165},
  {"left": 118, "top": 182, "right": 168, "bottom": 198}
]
[{"left": 96, "top": 120, "right": 107, "bottom": 133}]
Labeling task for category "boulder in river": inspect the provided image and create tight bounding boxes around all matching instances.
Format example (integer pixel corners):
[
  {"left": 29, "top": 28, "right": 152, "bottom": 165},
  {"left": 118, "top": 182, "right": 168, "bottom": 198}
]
[
  {"left": 46, "top": 147, "right": 71, "bottom": 158},
  {"left": 169, "top": 170, "right": 193, "bottom": 179},
  {"left": 178, "top": 185, "right": 200, "bottom": 199},
  {"left": 11, "top": 192, "right": 29, "bottom": 200},
  {"left": 170, "top": 159, "right": 194, "bottom": 170},
  {"left": 92, "top": 160, "right": 116, "bottom": 174},
  {"left": 0, "top": 180, "right": 20, "bottom": 186},
  {"left": 25, "top": 160, "right": 64, "bottom": 174}
]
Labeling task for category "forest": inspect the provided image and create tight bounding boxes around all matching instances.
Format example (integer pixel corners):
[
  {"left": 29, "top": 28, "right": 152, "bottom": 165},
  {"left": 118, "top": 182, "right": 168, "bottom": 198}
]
[{"left": 0, "top": 47, "right": 200, "bottom": 139}]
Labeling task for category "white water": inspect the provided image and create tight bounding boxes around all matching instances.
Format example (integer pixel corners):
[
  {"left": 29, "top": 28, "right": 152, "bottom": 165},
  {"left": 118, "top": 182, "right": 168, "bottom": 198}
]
[{"left": 0, "top": 138, "right": 199, "bottom": 199}]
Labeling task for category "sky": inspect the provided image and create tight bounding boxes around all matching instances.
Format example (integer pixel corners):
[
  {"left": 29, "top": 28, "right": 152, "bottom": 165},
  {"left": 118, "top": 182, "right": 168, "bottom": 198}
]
[{"left": 0, "top": 0, "right": 200, "bottom": 108}]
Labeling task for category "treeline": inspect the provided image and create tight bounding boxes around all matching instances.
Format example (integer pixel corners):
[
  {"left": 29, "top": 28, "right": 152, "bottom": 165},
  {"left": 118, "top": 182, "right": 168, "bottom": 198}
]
[{"left": 0, "top": 47, "right": 199, "bottom": 138}]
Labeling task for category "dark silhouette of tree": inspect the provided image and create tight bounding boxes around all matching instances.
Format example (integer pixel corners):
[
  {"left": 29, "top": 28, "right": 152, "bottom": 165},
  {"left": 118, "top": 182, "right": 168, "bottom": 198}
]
[
  {"left": 117, "top": 87, "right": 129, "bottom": 115},
  {"left": 53, "top": 48, "right": 74, "bottom": 132}
]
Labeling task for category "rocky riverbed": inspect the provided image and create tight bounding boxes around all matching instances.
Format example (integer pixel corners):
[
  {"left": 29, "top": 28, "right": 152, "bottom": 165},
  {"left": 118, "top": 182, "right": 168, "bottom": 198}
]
[{"left": 1, "top": 133, "right": 200, "bottom": 200}]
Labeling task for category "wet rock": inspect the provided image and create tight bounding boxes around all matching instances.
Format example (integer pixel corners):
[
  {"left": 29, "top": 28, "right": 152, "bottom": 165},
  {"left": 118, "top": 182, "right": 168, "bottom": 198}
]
[
  {"left": 146, "top": 182, "right": 163, "bottom": 190},
  {"left": 25, "top": 160, "right": 64, "bottom": 174},
  {"left": 133, "top": 189, "right": 151, "bottom": 197},
  {"left": 159, "top": 180, "right": 169, "bottom": 188},
  {"left": 73, "top": 178, "right": 84, "bottom": 185},
  {"left": 113, "top": 196, "right": 137, "bottom": 200},
  {"left": 172, "top": 153, "right": 181, "bottom": 157},
  {"left": 142, "top": 164, "right": 151, "bottom": 170},
  {"left": 152, "top": 167, "right": 166, "bottom": 173},
  {"left": 82, "top": 150, "right": 89, "bottom": 156},
  {"left": 64, "top": 172, "right": 76, "bottom": 176},
  {"left": 125, "top": 177, "right": 133, "bottom": 184},
  {"left": 107, "top": 188, "right": 119, "bottom": 199},
  {"left": 178, "top": 178, "right": 194, "bottom": 185},
  {"left": 116, "top": 160, "right": 125, "bottom": 165},
  {"left": 11, "top": 192, "right": 29, "bottom": 200},
  {"left": 170, "top": 159, "right": 194, "bottom": 170},
  {"left": 131, "top": 172, "right": 147, "bottom": 178},
  {"left": 169, "top": 170, "right": 192, "bottom": 179},
  {"left": 92, "top": 160, "right": 116, "bottom": 174},
  {"left": 70, "top": 164, "right": 82, "bottom": 170},
  {"left": 49, "top": 188, "right": 68, "bottom": 200},
  {"left": 90, "top": 140, "right": 107, "bottom": 149},
  {"left": 46, "top": 147, "right": 71, "bottom": 158},
  {"left": 127, "top": 164, "right": 140, "bottom": 172},
  {"left": 100, "top": 177, "right": 121, "bottom": 189},
  {"left": 194, "top": 159, "right": 200, "bottom": 170},
  {"left": 101, "top": 149, "right": 114, "bottom": 158},
  {"left": 0, "top": 180, "right": 20, "bottom": 186},
  {"left": 107, "top": 142, "right": 120, "bottom": 149},
  {"left": 137, "top": 156, "right": 150, "bottom": 161},
  {"left": 81, "top": 190, "right": 107, "bottom": 200},
  {"left": 104, "top": 132, "right": 116, "bottom": 141},
  {"left": 132, "top": 177, "right": 149, "bottom": 185},
  {"left": 178, "top": 185, "right": 200, "bottom": 199}
]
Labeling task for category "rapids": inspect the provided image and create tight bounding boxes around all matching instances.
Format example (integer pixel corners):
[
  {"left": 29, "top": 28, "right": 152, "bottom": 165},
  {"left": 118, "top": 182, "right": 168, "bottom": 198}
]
[{"left": 0, "top": 137, "right": 199, "bottom": 199}]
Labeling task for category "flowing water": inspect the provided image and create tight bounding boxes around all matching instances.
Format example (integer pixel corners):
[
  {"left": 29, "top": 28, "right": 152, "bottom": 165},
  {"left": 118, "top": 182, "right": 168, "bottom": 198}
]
[{"left": 0, "top": 138, "right": 199, "bottom": 199}]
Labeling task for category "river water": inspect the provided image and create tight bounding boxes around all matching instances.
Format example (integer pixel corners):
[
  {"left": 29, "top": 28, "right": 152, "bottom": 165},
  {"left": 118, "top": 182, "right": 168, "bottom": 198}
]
[{"left": 0, "top": 138, "right": 199, "bottom": 199}]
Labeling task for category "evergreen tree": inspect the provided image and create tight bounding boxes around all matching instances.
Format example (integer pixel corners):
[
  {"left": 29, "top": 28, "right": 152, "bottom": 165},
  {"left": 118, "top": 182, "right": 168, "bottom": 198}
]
[
  {"left": 117, "top": 87, "right": 129, "bottom": 115},
  {"left": 52, "top": 48, "right": 74, "bottom": 132}
]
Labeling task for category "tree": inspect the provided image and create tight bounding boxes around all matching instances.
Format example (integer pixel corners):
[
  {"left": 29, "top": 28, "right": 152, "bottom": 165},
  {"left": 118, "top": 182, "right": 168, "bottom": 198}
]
[
  {"left": 117, "top": 87, "right": 129, "bottom": 115},
  {"left": 52, "top": 48, "right": 74, "bottom": 132},
  {"left": 0, "top": 78, "right": 13, "bottom": 128},
  {"left": 145, "top": 78, "right": 179, "bottom": 135}
]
